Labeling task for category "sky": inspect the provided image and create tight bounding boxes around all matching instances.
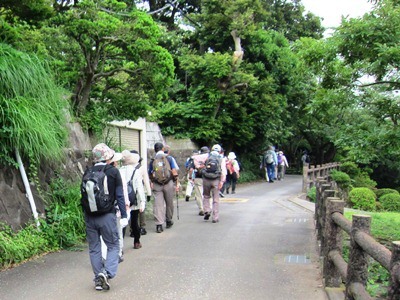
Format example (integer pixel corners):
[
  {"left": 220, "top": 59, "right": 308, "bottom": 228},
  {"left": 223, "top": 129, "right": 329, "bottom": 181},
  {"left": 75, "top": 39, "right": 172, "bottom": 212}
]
[{"left": 301, "top": 0, "right": 373, "bottom": 33}]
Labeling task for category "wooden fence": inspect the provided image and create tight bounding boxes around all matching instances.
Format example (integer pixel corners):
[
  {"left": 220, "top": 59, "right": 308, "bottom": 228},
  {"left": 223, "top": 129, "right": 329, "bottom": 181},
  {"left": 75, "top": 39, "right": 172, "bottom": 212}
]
[
  {"left": 315, "top": 179, "right": 400, "bottom": 300},
  {"left": 302, "top": 162, "right": 340, "bottom": 193}
]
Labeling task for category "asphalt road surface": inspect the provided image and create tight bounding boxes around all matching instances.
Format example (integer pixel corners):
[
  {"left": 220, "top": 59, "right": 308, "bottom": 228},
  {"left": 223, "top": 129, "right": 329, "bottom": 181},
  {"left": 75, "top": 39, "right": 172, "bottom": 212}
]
[{"left": 0, "top": 175, "right": 328, "bottom": 300}]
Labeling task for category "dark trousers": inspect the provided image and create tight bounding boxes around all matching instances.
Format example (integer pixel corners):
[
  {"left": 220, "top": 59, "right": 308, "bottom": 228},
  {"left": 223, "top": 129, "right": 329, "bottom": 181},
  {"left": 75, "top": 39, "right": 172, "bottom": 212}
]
[
  {"left": 226, "top": 172, "right": 238, "bottom": 192},
  {"left": 130, "top": 209, "right": 141, "bottom": 244}
]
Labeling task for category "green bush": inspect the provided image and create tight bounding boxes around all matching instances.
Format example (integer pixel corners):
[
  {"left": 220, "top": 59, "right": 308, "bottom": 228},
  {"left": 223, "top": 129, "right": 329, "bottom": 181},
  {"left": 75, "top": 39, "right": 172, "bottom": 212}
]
[
  {"left": 307, "top": 186, "right": 317, "bottom": 202},
  {"left": 352, "top": 172, "right": 377, "bottom": 189},
  {"left": 379, "top": 193, "right": 400, "bottom": 212},
  {"left": 375, "top": 188, "right": 399, "bottom": 200},
  {"left": 330, "top": 170, "right": 352, "bottom": 189},
  {"left": 349, "top": 187, "right": 377, "bottom": 211},
  {"left": 339, "top": 161, "right": 360, "bottom": 178}
]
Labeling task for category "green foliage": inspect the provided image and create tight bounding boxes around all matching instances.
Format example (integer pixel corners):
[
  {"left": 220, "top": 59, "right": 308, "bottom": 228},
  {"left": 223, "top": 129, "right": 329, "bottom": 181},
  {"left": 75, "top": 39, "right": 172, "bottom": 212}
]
[
  {"left": 330, "top": 170, "right": 352, "bottom": 189},
  {"left": 43, "top": 178, "right": 86, "bottom": 249},
  {"left": 349, "top": 187, "right": 377, "bottom": 211},
  {"left": 380, "top": 193, "right": 400, "bottom": 212},
  {"left": 0, "top": 222, "right": 53, "bottom": 270},
  {"left": 375, "top": 188, "right": 400, "bottom": 200},
  {"left": 307, "top": 186, "right": 317, "bottom": 203},
  {"left": 352, "top": 172, "right": 377, "bottom": 189},
  {"left": 339, "top": 161, "right": 360, "bottom": 178},
  {"left": 0, "top": 43, "right": 68, "bottom": 166}
]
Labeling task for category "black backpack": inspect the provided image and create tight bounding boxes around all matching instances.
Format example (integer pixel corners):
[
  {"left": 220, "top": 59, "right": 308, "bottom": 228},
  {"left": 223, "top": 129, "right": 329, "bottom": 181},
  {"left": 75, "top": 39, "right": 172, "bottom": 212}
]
[
  {"left": 127, "top": 165, "right": 140, "bottom": 207},
  {"left": 202, "top": 154, "right": 221, "bottom": 179},
  {"left": 81, "top": 165, "right": 114, "bottom": 215}
]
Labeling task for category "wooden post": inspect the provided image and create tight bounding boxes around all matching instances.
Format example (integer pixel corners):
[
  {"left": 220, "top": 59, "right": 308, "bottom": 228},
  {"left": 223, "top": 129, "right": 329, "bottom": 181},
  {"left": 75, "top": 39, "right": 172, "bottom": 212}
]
[
  {"left": 389, "top": 241, "right": 400, "bottom": 300},
  {"left": 324, "top": 199, "right": 345, "bottom": 287},
  {"left": 302, "top": 165, "right": 309, "bottom": 193},
  {"left": 345, "top": 215, "right": 371, "bottom": 300},
  {"left": 315, "top": 178, "right": 327, "bottom": 235},
  {"left": 319, "top": 192, "right": 337, "bottom": 254}
]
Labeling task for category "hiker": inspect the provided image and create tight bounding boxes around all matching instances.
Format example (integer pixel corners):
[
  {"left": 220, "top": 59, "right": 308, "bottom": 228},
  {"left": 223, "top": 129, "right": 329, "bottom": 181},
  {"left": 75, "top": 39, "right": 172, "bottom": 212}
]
[
  {"left": 264, "top": 146, "right": 277, "bottom": 183},
  {"left": 130, "top": 150, "right": 151, "bottom": 236},
  {"left": 301, "top": 150, "right": 310, "bottom": 167},
  {"left": 81, "top": 143, "right": 128, "bottom": 291},
  {"left": 185, "top": 150, "right": 199, "bottom": 202},
  {"left": 202, "top": 144, "right": 227, "bottom": 223},
  {"left": 225, "top": 152, "right": 240, "bottom": 194},
  {"left": 277, "top": 151, "right": 289, "bottom": 180},
  {"left": 219, "top": 147, "right": 227, "bottom": 198},
  {"left": 148, "top": 142, "right": 179, "bottom": 233},
  {"left": 187, "top": 146, "right": 210, "bottom": 216},
  {"left": 120, "top": 150, "right": 146, "bottom": 249},
  {"left": 100, "top": 153, "right": 130, "bottom": 263}
]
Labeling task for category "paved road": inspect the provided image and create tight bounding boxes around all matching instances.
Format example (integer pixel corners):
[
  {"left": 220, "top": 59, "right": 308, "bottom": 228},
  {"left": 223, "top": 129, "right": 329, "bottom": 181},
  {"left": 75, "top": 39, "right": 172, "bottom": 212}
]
[{"left": 0, "top": 175, "right": 327, "bottom": 300}]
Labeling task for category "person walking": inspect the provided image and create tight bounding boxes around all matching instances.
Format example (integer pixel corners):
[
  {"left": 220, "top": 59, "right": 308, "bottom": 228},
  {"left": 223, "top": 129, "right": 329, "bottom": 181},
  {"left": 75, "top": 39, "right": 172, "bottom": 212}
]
[
  {"left": 202, "top": 144, "right": 227, "bottom": 223},
  {"left": 81, "top": 143, "right": 128, "bottom": 291},
  {"left": 148, "top": 142, "right": 179, "bottom": 233},
  {"left": 120, "top": 150, "right": 146, "bottom": 249},
  {"left": 187, "top": 146, "right": 210, "bottom": 216},
  {"left": 185, "top": 150, "right": 199, "bottom": 202},
  {"left": 264, "top": 146, "right": 276, "bottom": 183},
  {"left": 225, "top": 152, "right": 240, "bottom": 194},
  {"left": 130, "top": 150, "right": 151, "bottom": 236},
  {"left": 277, "top": 151, "right": 289, "bottom": 180}
]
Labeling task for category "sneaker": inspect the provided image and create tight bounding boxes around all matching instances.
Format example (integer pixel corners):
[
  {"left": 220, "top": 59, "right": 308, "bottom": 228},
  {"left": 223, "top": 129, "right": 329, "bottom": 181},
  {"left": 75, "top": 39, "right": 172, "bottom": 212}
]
[
  {"left": 185, "top": 195, "right": 190, "bottom": 202},
  {"left": 166, "top": 221, "right": 174, "bottom": 228},
  {"left": 204, "top": 212, "right": 211, "bottom": 220},
  {"left": 156, "top": 225, "right": 163, "bottom": 233},
  {"left": 199, "top": 210, "right": 205, "bottom": 216},
  {"left": 212, "top": 219, "right": 219, "bottom": 223},
  {"left": 140, "top": 227, "right": 147, "bottom": 235},
  {"left": 95, "top": 278, "right": 103, "bottom": 291},
  {"left": 98, "top": 272, "right": 110, "bottom": 291},
  {"left": 134, "top": 242, "right": 142, "bottom": 249},
  {"left": 118, "top": 255, "right": 124, "bottom": 263},
  {"left": 232, "top": 191, "right": 236, "bottom": 194},
  {"left": 219, "top": 191, "right": 225, "bottom": 198}
]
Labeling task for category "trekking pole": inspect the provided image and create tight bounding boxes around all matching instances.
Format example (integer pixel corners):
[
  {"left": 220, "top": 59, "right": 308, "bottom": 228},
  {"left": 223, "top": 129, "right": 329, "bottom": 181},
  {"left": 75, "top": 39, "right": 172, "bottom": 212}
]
[{"left": 176, "top": 191, "right": 180, "bottom": 220}]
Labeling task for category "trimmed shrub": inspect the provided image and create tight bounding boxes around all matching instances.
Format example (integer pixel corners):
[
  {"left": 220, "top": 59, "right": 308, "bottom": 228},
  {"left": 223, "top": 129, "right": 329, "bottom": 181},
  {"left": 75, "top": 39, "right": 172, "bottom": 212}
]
[
  {"left": 349, "top": 187, "right": 376, "bottom": 211},
  {"left": 380, "top": 193, "right": 400, "bottom": 212},
  {"left": 330, "top": 170, "right": 352, "bottom": 189},
  {"left": 352, "top": 173, "right": 377, "bottom": 189},
  {"left": 375, "top": 188, "right": 399, "bottom": 200},
  {"left": 339, "top": 161, "right": 360, "bottom": 178}
]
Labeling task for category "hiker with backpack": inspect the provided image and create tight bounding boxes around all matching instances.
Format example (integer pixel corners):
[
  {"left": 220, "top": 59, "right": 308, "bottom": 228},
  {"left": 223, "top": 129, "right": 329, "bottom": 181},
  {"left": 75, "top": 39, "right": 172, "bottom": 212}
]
[
  {"left": 264, "top": 146, "right": 277, "bottom": 183},
  {"left": 277, "top": 151, "right": 289, "bottom": 180},
  {"left": 187, "top": 146, "right": 211, "bottom": 216},
  {"left": 148, "top": 142, "right": 179, "bottom": 233},
  {"left": 120, "top": 150, "right": 146, "bottom": 250},
  {"left": 130, "top": 150, "right": 152, "bottom": 236},
  {"left": 225, "top": 152, "right": 240, "bottom": 194},
  {"left": 185, "top": 150, "right": 199, "bottom": 202},
  {"left": 202, "top": 144, "right": 227, "bottom": 223},
  {"left": 81, "top": 143, "right": 128, "bottom": 291}
]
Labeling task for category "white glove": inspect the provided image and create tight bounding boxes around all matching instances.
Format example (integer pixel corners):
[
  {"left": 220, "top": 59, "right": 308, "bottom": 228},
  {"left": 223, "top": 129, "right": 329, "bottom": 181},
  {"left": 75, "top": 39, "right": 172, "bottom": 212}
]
[{"left": 120, "top": 218, "right": 128, "bottom": 228}]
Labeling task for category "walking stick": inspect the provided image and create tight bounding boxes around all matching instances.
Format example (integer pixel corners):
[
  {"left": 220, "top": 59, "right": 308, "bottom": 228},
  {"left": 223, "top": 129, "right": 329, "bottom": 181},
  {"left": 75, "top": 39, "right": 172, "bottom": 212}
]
[{"left": 176, "top": 191, "right": 180, "bottom": 220}]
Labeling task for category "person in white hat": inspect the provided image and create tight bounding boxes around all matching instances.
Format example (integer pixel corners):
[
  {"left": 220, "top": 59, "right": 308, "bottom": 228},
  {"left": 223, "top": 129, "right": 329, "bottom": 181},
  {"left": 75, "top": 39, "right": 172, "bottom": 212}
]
[
  {"left": 226, "top": 152, "right": 240, "bottom": 194},
  {"left": 82, "top": 143, "right": 128, "bottom": 291}
]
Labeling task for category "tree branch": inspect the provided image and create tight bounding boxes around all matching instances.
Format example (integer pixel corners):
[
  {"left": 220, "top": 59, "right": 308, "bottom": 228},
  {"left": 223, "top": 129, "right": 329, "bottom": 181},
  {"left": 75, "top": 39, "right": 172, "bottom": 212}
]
[
  {"left": 93, "top": 68, "right": 144, "bottom": 80},
  {"left": 358, "top": 81, "right": 400, "bottom": 88}
]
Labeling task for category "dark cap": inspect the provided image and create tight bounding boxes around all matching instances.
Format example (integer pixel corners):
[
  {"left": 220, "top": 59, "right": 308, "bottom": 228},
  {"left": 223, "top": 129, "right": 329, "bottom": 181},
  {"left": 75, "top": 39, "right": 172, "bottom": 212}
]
[{"left": 200, "top": 146, "right": 210, "bottom": 154}]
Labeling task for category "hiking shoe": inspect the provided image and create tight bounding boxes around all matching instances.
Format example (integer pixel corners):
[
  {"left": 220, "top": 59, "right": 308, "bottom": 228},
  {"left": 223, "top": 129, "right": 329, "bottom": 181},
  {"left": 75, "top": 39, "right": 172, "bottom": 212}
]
[
  {"left": 166, "top": 221, "right": 174, "bottom": 228},
  {"left": 204, "top": 212, "right": 211, "bottom": 220},
  {"left": 134, "top": 242, "right": 142, "bottom": 249},
  {"left": 98, "top": 272, "right": 110, "bottom": 291},
  {"left": 212, "top": 219, "right": 219, "bottom": 223},
  {"left": 95, "top": 277, "right": 103, "bottom": 291},
  {"left": 185, "top": 195, "right": 190, "bottom": 202},
  {"left": 140, "top": 227, "right": 147, "bottom": 235},
  {"left": 232, "top": 191, "right": 236, "bottom": 194},
  {"left": 156, "top": 225, "right": 163, "bottom": 233},
  {"left": 118, "top": 255, "right": 124, "bottom": 263},
  {"left": 199, "top": 210, "right": 204, "bottom": 216}
]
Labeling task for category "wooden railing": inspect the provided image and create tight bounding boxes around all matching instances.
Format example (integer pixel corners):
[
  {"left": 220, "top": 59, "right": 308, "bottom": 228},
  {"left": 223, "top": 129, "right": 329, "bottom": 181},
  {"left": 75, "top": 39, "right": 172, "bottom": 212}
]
[
  {"left": 302, "top": 162, "right": 340, "bottom": 193},
  {"left": 315, "top": 179, "right": 400, "bottom": 300}
]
